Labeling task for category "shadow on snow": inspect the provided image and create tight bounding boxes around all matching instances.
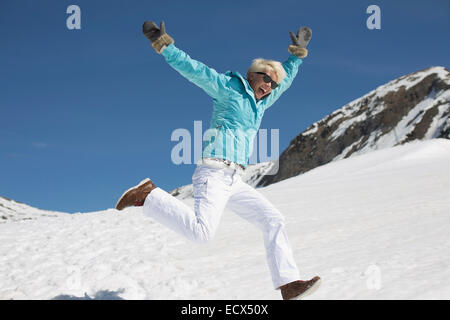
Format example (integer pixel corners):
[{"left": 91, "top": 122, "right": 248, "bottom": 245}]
[{"left": 52, "top": 289, "right": 125, "bottom": 300}]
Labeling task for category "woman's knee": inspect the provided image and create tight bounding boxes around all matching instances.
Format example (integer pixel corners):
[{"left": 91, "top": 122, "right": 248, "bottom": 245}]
[{"left": 264, "top": 216, "right": 286, "bottom": 232}]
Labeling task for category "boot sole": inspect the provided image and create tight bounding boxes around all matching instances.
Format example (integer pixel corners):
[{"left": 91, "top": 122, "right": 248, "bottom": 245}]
[
  {"left": 291, "top": 278, "right": 322, "bottom": 300},
  {"left": 115, "top": 178, "right": 151, "bottom": 210}
]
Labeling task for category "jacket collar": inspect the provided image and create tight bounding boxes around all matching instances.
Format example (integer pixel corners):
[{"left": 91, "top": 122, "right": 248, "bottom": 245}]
[
  {"left": 226, "top": 71, "right": 257, "bottom": 103},
  {"left": 226, "top": 71, "right": 270, "bottom": 103}
]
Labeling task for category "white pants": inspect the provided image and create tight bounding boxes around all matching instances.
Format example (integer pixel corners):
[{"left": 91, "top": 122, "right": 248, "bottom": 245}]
[{"left": 142, "top": 164, "right": 300, "bottom": 289}]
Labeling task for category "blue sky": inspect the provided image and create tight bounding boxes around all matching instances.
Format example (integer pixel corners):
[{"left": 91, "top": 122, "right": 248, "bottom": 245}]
[{"left": 1, "top": 0, "right": 449, "bottom": 213}]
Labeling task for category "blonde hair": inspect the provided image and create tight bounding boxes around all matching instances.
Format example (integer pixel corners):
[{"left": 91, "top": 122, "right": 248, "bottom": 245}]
[{"left": 247, "top": 58, "right": 286, "bottom": 83}]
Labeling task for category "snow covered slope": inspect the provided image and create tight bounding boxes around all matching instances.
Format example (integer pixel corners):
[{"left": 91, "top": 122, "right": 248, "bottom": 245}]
[
  {"left": 0, "top": 196, "right": 65, "bottom": 223},
  {"left": 259, "top": 66, "right": 450, "bottom": 187},
  {"left": 1, "top": 139, "right": 449, "bottom": 299}
]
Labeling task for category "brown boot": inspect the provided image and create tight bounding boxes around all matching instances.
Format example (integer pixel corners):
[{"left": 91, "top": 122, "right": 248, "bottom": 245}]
[
  {"left": 115, "top": 178, "right": 156, "bottom": 211},
  {"left": 280, "top": 276, "right": 321, "bottom": 300}
]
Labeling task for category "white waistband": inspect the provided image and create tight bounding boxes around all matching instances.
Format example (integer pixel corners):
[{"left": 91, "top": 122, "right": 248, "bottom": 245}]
[{"left": 197, "top": 158, "right": 245, "bottom": 173}]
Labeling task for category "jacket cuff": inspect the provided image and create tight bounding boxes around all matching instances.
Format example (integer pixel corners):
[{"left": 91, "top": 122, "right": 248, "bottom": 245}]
[
  {"left": 288, "top": 45, "right": 308, "bottom": 59},
  {"left": 152, "top": 34, "right": 174, "bottom": 54},
  {"left": 161, "top": 43, "right": 177, "bottom": 58},
  {"left": 286, "top": 53, "right": 303, "bottom": 68}
]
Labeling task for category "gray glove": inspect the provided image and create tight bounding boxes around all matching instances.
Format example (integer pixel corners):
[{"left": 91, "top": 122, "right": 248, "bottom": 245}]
[
  {"left": 142, "top": 20, "right": 174, "bottom": 54},
  {"left": 289, "top": 27, "right": 312, "bottom": 48},
  {"left": 288, "top": 26, "right": 312, "bottom": 58}
]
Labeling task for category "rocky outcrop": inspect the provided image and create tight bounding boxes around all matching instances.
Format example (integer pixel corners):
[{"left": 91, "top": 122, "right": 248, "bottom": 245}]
[{"left": 258, "top": 66, "right": 450, "bottom": 187}]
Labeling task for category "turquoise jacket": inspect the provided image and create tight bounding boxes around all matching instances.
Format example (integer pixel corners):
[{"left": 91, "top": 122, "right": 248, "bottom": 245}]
[{"left": 161, "top": 43, "right": 303, "bottom": 167}]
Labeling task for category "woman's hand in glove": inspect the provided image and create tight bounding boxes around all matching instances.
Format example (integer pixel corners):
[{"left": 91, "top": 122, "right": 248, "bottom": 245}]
[
  {"left": 288, "top": 26, "right": 312, "bottom": 58},
  {"left": 142, "top": 20, "right": 174, "bottom": 54}
]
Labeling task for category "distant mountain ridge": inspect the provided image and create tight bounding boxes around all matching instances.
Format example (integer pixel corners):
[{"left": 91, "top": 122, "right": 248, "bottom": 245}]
[
  {"left": 0, "top": 196, "right": 65, "bottom": 223},
  {"left": 258, "top": 66, "right": 450, "bottom": 186}
]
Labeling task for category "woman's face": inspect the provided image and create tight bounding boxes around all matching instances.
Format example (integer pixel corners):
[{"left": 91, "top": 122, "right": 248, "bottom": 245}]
[{"left": 248, "top": 69, "right": 278, "bottom": 100}]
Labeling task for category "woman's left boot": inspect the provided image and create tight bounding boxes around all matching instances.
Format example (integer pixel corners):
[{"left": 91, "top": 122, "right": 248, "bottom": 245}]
[{"left": 115, "top": 178, "right": 156, "bottom": 210}]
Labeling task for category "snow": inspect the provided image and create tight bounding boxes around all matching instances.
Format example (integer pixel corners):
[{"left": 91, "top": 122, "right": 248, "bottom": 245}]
[
  {"left": 1, "top": 139, "right": 450, "bottom": 300},
  {"left": 301, "top": 123, "right": 318, "bottom": 136},
  {"left": 240, "top": 161, "right": 275, "bottom": 187},
  {"left": 332, "top": 136, "right": 364, "bottom": 161},
  {"left": 425, "top": 91, "right": 450, "bottom": 140},
  {"left": 330, "top": 111, "right": 371, "bottom": 141},
  {"left": 359, "top": 91, "right": 444, "bottom": 151},
  {"left": 0, "top": 197, "right": 66, "bottom": 223}
]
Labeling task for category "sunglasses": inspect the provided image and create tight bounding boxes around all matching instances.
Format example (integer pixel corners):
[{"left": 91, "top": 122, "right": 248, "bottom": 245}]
[{"left": 255, "top": 72, "right": 278, "bottom": 89}]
